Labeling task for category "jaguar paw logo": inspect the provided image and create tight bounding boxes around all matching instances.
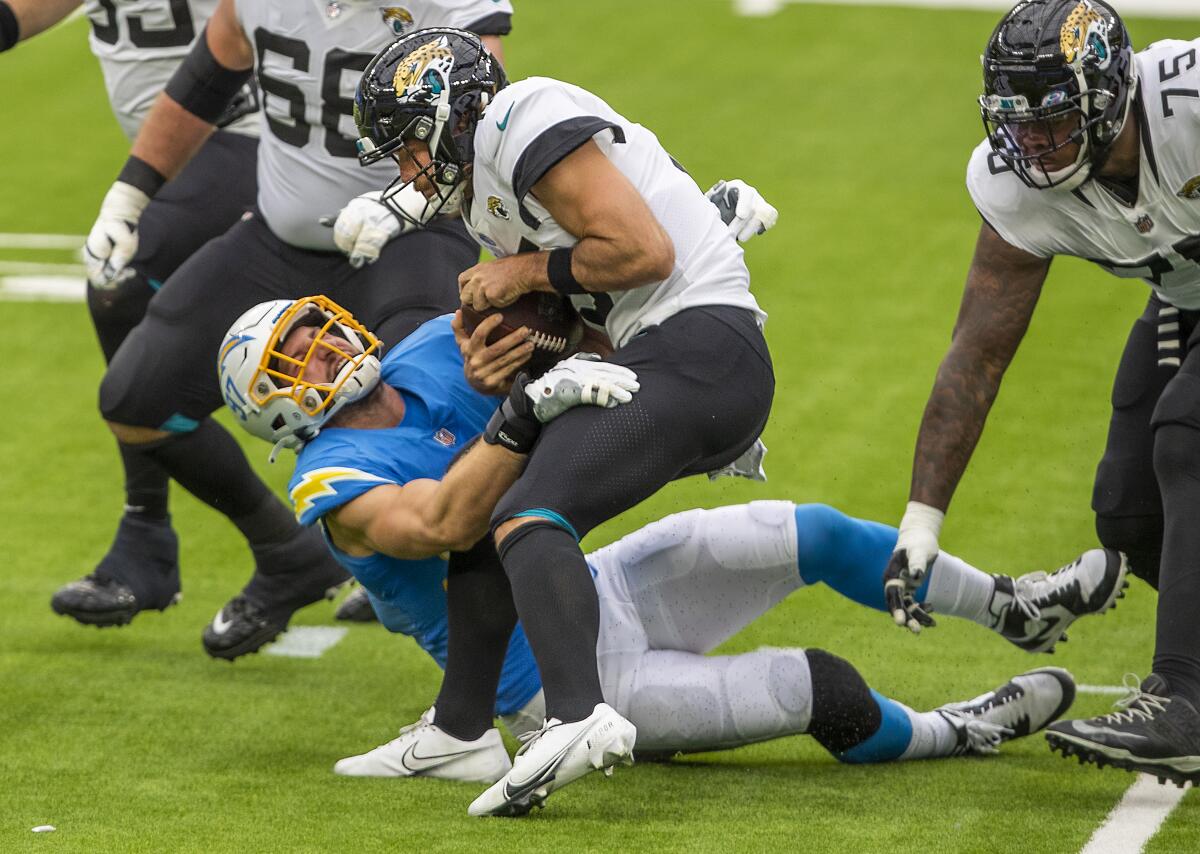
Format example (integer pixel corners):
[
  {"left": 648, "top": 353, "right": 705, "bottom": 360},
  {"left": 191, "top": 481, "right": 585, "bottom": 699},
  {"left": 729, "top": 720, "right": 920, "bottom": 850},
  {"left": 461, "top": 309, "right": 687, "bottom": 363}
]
[
  {"left": 381, "top": 7, "right": 414, "bottom": 36},
  {"left": 1179, "top": 176, "right": 1200, "bottom": 199},
  {"left": 487, "top": 195, "right": 510, "bottom": 220},
  {"left": 393, "top": 38, "right": 454, "bottom": 96},
  {"left": 1061, "top": 2, "right": 1111, "bottom": 69}
]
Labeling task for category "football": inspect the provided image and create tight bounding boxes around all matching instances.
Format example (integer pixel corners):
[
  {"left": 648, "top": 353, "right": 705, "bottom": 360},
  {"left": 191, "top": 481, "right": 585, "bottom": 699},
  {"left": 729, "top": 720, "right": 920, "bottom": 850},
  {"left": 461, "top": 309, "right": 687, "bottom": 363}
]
[{"left": 460, "top": 292, "right": 584, "bottom": 376}]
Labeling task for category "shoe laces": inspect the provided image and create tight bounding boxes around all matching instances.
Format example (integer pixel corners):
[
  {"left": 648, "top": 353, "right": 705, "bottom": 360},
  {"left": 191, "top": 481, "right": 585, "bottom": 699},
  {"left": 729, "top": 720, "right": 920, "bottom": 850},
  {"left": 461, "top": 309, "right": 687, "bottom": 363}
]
[
  {"left": 1010, "top": 559, "right": 1083, "bottom": 620},
  {"left": 939, "top": 709, "right": 1013, "bottom": 755},
  {"left": 1099, "top": 674, "right": 1170, "bottom": 725},
  {"left": 514, "top": 717, "right": 561, "bottom": 758}
]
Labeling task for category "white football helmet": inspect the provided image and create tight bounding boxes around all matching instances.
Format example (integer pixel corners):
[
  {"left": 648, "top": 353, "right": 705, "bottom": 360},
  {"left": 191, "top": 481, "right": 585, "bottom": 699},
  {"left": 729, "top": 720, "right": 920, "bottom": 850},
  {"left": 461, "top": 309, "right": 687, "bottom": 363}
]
[{"left": 218, "top": 296, "right": 382, "bottom": 454}]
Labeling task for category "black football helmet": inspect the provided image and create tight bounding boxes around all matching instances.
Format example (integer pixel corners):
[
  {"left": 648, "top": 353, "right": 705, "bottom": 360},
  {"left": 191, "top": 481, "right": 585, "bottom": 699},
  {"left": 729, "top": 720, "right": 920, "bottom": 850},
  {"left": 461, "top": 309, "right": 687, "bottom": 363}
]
[
  {"left": 354, "top": 28, "right": 508, "bottom": 225},
  {"left": 980, "top": 0, "right": 1136, "bottom": 190}
]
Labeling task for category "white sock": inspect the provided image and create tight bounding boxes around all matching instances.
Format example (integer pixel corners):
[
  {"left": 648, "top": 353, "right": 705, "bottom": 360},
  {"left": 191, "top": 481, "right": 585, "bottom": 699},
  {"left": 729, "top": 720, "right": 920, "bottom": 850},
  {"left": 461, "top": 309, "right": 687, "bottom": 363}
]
[
  {"left": 897, "top": 706, "right": 960, "bottom": 761},
  {"left": 922, "top": 550, "right": 995, "bottom": 626}
]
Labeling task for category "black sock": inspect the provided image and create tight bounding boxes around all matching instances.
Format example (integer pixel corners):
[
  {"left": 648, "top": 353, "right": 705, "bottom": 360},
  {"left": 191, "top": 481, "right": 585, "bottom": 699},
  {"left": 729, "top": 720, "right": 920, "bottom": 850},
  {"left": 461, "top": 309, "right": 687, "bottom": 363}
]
[
  {"left": 136, "top": 418, "right": 282, "bottom": 536},
  {"left": 434, "top": 539, "right": 518, "bottom": 741},
  {"left": 1152, "top": 423, "right": 1200, "bottom": 706},
  {"left": 497, "top": 522, "right": 602, "bottom": 723},
  {"left": 117, "top": 439, "right": 169, "bottom": 521}
]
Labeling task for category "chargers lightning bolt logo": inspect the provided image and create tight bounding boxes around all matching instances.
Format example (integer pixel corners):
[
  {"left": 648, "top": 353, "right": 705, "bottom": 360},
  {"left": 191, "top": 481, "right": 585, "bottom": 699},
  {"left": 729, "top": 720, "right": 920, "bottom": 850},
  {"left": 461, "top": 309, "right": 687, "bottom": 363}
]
[{"left": 290, "top": 467, "right": 391, "bottom": 523}]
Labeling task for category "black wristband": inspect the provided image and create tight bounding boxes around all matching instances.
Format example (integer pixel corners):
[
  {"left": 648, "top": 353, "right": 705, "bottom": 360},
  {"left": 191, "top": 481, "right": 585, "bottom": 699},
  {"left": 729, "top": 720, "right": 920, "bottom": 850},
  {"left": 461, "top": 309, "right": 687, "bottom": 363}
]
[
  {"left": 482, "top": 376, "right": 541, "bottom": 454},
  {"left": 164, "top": 24, "right": 253, "bottom": 124},
  {"left": 0, "top": 1, "right": 19, "bottom": 53},
  {"left": 117, "top": 155, "right": 167, "bottom": 198},
  {"left": 547, "top": 247, "right": 586, "bottom": 295}
]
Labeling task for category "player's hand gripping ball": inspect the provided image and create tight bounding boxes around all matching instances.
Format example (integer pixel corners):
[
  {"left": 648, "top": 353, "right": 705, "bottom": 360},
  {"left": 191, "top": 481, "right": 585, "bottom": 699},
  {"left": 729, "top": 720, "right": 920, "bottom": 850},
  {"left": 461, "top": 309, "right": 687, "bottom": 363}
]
[{"left": 460, "top": 292, "right": 584, "bottom": 377}]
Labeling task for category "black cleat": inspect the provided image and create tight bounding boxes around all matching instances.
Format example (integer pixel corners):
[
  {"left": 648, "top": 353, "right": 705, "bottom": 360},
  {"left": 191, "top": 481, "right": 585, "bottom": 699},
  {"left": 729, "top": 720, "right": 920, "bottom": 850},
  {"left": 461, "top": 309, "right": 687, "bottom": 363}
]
[
  {"left": 334, "top": 585, "right": 378, "bottom": 623},
  {"left": 51, "top": 515, "right": 181, "bottom": 627},
  {"left": 203, "top": 526, "right": 350, "bottom": 660},
  {"left": 1046, "top": 674, "right": 1200, "bottom": 787}
]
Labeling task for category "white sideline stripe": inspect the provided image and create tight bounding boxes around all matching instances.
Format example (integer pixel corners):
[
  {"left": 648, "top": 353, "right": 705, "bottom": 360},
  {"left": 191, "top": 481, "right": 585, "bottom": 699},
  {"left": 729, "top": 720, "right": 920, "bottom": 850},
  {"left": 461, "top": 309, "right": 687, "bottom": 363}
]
[
  {"left": 264, "top": 626, "right": 348, "bottom": 659},
  {"left": 0, "top": 260, "right": 86, "bottom": 275},
  {"left": 0, "top": 233, "right": 85, "bottom": 250},
  {"left": 0, "top": 275, "right": 86, "bottom": 302},
  {"left": 1080, "top": 775, "right": 1190, "bottom": 854},
  {"left": 1079, "top": 684, "right": 1133, "bottom": 696},
  {"left": 733, "top": 0, "right": 1198, "bottom": 18}
]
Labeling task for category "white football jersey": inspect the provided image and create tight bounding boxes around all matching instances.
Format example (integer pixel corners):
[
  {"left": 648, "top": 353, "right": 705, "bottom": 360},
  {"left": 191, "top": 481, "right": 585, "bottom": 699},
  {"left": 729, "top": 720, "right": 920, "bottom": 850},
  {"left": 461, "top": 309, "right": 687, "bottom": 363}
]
[
  {"left": 234, "top": 0, "right": 512, "bottom": 250},
  {"left": 463, "top": 77, "right": 765, "bottom": 347},
  {"left": 968, "top": 37, "right": 1200, "bottom": 310},
  {"left": 84, "top": 0, "right": 258, "bottom": 139}
]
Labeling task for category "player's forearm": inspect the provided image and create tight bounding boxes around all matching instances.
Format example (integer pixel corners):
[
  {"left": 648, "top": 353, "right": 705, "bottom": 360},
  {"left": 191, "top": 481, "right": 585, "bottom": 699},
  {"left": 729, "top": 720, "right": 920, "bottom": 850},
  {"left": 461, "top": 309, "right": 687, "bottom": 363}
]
[
  {"left": 416, "top": 442, "right": 527, "bottom": 553},
  {"left": 1, "top": 0, "right": 80, "bottom": 47},
  {"left": 563, "top": 229, "right": 675, "bottom": 293},
  {"left": 908, "top": 341, "right": 1007, "bottom": 511},
  {"left": 128, "top": 93, "right": 216, "bottom": 182}
]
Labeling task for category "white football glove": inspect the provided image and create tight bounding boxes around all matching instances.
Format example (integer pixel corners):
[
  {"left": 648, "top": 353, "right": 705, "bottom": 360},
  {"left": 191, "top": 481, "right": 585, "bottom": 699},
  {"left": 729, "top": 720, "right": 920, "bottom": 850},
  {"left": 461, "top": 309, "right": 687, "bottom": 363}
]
[
  {"left": 83, "top": 181, "right": 151, "bottom": 289},
  {"left": 328, "top": 185, "right": 427, "bottom": 268},
  {"left": 884, "top": 501, "right": 945, "bottom": 633},
  {"left": 706, "top": 179, "right": 779, "bottom": 243},
  {"left": 525, "top": 353, "right": 640, "bottom": 422}
]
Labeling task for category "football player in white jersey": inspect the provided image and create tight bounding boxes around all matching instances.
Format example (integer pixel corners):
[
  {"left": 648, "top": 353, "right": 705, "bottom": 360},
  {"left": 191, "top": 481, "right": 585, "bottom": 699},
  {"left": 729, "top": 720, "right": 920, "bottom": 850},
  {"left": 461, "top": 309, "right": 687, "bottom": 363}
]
[
  {"left": 881, "top": 0, "right": 1200, "bottom": 785},
  {"left": 61, "top": 1, "right": 513, "bottom": 661},
  {"left": 2, "top": 1, "right": 263, "bottom": 637},
  {"left": 350, "top": 29, "right": 777, "bottom": 815}
]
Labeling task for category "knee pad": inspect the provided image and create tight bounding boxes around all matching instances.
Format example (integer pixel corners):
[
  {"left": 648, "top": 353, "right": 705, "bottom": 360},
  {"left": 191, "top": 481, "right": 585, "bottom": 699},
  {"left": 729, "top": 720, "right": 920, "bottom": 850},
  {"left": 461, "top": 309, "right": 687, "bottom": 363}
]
[
  {"left": 623, "top": 647, "right": 812, "bottom": 754},
  {"left": 805, "top": 648, "right": 880, "bottom": 755},
  {"left": 87, "top": 271, "right": 157, "bottom": 363},
  {"left": 1152, "top": 373, "right": 1200, "bottom": 433},
  {"left": 1095, "top": 513, "right": 1162, "bottom": 588}
]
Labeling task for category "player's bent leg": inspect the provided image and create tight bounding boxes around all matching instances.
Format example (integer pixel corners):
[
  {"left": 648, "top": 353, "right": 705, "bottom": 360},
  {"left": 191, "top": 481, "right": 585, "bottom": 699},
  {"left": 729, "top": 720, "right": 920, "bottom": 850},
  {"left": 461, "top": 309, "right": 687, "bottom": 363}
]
[
  {"left": 333, "top": 707, "right": 511, "bottom": 782},
  {"left": 1095, "top": 514, "right": 1162, "bottom": 590}
]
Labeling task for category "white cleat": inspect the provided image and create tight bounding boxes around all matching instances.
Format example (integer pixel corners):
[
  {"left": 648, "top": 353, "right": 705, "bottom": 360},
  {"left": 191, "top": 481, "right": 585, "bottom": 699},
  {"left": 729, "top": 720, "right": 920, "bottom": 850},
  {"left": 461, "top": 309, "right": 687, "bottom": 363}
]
[
  {"left": 468, "top": 702, "right": 636, "bottom": 817},
  {"left": 333, "top": 707, "right": 511, "bottom": 783},
  {"left": 938, "top": 667, "right": 1077, "bottom": 755},
  {"left": 988, "top": 549, "right": 1128, "bottom": 654}
]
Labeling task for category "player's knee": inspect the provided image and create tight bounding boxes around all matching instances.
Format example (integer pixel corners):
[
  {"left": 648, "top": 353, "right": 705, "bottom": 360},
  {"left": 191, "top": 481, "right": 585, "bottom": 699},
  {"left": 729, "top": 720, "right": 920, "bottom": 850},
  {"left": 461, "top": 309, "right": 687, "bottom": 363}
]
[
  {"left": 804, "top": 648, "right": 881, "bottom": 758},
  {"left": 1094, "top": 513, "right": 1161, "bottom": 588},
  {"left": 1153, "top": 422, "right": 1200, "bottom": 487}
]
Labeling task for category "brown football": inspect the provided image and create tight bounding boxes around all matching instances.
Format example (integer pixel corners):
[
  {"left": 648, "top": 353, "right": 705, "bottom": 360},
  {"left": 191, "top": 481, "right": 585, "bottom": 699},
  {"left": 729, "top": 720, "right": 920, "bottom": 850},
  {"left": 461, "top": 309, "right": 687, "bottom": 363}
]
[{"left": 460, "top": 292, "right": 584, "bottom": 376}]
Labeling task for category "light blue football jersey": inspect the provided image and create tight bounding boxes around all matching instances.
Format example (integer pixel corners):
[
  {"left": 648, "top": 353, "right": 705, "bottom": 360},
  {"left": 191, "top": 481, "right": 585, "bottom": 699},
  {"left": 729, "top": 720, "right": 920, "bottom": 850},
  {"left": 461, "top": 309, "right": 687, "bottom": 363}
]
[{"left": 288, "top": 315, "right": 539, "bottom": 715}]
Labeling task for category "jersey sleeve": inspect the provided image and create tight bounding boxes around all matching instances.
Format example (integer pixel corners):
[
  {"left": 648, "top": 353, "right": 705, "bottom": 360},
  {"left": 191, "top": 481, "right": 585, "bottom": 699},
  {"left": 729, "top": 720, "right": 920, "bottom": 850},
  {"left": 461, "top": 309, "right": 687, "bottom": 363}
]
[
  {"left": 426, "top": 0, "right": 514, "bottom": 35},
  {"left": 288, "top": 465, "right": 396, "bottom": 526},
  {"left": 479, "top": 80, "right": 627, "bottom": 205},
  {"left": 965, "top": 141, "right": 1056, "bottom": 259}
]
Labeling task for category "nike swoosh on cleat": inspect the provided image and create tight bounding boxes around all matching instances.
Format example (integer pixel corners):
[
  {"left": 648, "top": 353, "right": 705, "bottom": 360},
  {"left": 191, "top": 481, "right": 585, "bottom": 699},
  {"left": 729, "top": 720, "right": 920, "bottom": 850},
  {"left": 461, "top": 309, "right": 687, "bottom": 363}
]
[
  {"left": 399, "top": 742, "right": 478, "bottom": 774},
  {"left": 210, "top": 609, "right": 235, "bottom": 636},
  {"left": 501, "top": 740, "right": 578, "bottom": 804},
  {"left": 495, "top": 104, "right": 514, "bottom": 131},
  {"left": 1068, "top": 721, "right": 1151, "bottom": 743}
]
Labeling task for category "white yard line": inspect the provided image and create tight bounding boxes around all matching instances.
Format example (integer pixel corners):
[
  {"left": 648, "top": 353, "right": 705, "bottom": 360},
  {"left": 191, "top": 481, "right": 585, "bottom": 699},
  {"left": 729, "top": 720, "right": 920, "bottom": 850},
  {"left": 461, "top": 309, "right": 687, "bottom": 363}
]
[
  {"left": 0, "top": 233, "right": 84, "bottom": 250},
  {"left": 1079, "top": 684, "right": 1133, "bottom": 696},
  {"left": 0, "top": 275, "right": 86, "bottom": 302},
  {"left": 1081, "top": 775, "right": 1190, "bottom": 854},
  {"left": 264, "top": 626, "right": 348, "bottom": 659},
  {"left": 734, "top": 0, "right": 1197, "bottom": 18}
]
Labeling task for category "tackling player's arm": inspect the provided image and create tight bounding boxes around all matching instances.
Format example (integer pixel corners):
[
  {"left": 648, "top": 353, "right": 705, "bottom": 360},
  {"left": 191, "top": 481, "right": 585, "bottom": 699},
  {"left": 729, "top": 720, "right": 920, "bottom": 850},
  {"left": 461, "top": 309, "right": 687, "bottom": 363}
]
[
  {"left": 0, "top": 0, "right": 81, "bottom": 49},
  {"left": 459, "top": 140, "right": 675, "bottom": 310},
  {"left": 325, "top": 440, "right": 527, "bottom": 559}
]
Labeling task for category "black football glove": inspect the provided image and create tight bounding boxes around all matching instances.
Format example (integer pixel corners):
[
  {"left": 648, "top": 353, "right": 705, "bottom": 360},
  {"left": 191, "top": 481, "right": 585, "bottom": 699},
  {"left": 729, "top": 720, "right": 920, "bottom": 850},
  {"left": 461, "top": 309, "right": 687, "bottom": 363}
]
[{"left": 883, "top": 549, "right": 936, "bottom": 634}]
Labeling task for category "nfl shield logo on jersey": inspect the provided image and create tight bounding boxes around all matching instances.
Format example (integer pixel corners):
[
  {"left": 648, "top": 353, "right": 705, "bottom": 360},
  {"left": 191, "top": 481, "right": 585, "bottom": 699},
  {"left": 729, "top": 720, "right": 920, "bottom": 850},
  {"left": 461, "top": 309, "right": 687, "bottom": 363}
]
[
  {"left": 381, "top": 7, "right": 414, "bottom": 35},
  {"left": 434, "top": 428, "right": 455, "bottom": 446},
  {"left": 1135, "top": 214, "right": 1154, "bottom": 234},
  {"left": 487, "top": 196, "right": 511, "bottom": 220}
]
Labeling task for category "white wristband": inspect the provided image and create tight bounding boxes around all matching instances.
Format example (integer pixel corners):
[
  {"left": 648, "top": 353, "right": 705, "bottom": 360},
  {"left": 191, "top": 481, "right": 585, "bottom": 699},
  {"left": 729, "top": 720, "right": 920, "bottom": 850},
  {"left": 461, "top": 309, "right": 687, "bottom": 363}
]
[{"left": 899, "top": 500, "right": 945, "bottom": 538}]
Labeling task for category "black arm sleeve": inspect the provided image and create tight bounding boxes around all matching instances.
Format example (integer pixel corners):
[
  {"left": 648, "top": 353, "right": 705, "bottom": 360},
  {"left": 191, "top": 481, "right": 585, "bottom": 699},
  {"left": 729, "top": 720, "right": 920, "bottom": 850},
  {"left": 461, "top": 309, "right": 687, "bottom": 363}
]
[
  {"left": 465, "top": 12, "right": 512, "bottom": 36},
  {"left": 164, "top": 24, "right": 253, "bottom": 124}
]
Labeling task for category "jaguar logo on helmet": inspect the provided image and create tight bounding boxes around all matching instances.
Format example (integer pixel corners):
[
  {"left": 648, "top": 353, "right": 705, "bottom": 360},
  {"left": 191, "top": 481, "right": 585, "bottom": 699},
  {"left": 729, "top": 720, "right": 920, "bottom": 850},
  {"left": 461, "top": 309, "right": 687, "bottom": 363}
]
[
  {"left": 381, "top": 7, "right": 413, "bottom": 36},
  {"left": 393, "top": 38, "right": 455, "bottom": 98},
  {"left": 1178, "top": 176, "right": 1200, "bottom": 200},
  {"left": 1060, "top": 1, "right": 1112, "bottom": 70},
  {"left": 487, "top": 195, "right": 510, "bottom": 220}
]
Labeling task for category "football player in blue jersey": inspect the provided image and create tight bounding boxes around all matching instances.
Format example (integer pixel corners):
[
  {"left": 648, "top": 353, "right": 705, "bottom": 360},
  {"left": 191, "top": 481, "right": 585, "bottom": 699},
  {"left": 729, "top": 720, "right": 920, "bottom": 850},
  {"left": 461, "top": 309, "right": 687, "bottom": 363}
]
[{"left": 216, "top": 296, "right": 1125, "bottom": 803}]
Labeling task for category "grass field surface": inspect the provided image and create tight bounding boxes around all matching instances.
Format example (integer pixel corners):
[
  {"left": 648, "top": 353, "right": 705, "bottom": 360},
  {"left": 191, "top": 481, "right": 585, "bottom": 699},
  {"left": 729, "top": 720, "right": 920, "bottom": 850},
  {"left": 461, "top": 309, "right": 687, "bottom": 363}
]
[{"left": 1, "top": 2, "right": 1198, "bottom": 851}]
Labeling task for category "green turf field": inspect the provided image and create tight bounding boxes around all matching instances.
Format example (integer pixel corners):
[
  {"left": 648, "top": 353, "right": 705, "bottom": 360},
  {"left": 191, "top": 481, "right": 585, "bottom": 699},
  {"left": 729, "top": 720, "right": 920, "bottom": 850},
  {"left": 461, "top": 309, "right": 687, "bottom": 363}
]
[{"left": 2, "top": 2, "right": 1199, "bottom": 851}]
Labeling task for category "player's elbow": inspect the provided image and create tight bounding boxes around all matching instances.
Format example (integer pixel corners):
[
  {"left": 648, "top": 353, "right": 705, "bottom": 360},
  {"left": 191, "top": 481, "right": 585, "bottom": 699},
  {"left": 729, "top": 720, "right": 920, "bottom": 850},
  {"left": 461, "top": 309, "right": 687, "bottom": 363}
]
[
  {"left": 430, "top": 519, "right": 488, "bottom": 554},
  {"left": 644, "top": 225, "right": 675, "bottom": 281}
]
